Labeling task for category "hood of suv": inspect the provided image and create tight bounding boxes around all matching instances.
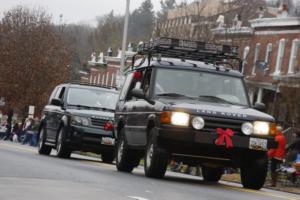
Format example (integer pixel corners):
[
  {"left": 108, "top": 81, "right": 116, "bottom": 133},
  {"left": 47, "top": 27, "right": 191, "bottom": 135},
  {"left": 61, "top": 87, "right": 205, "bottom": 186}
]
[
  {"left": 163, "top": 100, "right": 274, "bottom": 122},
  {"left": 67, "top": 109, "right": 114, "bottom": 119}
]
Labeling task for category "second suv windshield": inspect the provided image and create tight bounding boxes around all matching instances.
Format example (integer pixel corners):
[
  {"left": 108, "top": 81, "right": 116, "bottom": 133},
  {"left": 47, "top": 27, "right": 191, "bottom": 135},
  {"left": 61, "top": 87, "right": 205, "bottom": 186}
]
[
  {"left": 154, "top": 68, "right": 249, "bottom": 106},
  {"left": 67, "top": 87, "right": 118, "bottom": 110}
]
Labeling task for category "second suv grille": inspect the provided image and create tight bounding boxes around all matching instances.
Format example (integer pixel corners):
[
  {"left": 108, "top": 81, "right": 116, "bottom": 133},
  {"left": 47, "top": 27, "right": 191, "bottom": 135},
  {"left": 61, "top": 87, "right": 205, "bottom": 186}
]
[{"left": 91, "top": 118, "right": 106, "bottom": 127}]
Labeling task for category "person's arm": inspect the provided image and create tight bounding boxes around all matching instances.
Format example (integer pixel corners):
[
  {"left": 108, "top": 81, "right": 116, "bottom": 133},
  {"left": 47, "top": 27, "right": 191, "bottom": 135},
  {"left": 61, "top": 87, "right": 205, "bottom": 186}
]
[{"left": 268, "top": 149, "right": 275, "bottom": 158}]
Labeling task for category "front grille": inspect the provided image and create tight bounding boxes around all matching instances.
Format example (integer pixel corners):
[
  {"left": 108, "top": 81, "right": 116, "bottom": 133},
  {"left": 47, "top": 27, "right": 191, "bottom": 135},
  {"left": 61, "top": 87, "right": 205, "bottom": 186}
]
[
  {"left": 199, "top": 116, "right": 245, "bottom": 133},
  {"left": 91, "top": 118, "right": 106, "bottom": 127}
]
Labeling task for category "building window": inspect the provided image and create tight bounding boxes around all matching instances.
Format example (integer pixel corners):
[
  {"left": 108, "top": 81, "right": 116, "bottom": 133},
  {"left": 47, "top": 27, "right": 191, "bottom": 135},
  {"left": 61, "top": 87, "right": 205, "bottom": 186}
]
[
  {"left": 288, "top": 39, "right": 299, "bottom": 74},
  {"left": 252, "top": 43, "right": 261, "bottom": 75},
  {"left": 97, "top": 74, "right": 101, "bottom": 84},
  {"left": 274, "top": 38, "right": 286, "bottom": 75},
  {"left": 242, "top": 46, "right": 250, "bottom": 74},
  {"left": 265, "top": 43, "right": 273, "bottom": 63},
  {"left": 111, "top": 72, "right": 115, "bottom": 86}
]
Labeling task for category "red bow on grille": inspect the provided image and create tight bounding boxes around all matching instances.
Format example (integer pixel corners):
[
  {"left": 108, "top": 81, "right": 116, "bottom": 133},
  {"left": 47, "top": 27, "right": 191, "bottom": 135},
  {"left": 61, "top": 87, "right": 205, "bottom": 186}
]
[{"left": 215, "top": 128, "right": 235, "bottom": 148}]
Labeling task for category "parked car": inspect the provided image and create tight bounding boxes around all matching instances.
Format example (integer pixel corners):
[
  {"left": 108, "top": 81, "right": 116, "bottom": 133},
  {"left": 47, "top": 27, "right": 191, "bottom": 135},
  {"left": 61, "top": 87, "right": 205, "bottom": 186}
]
[
  {"left": 114, "top": 38, "right": 277, "bottom": 190},
  {"left": 38, "top": 82, "right": 119, "bottom": 163}
]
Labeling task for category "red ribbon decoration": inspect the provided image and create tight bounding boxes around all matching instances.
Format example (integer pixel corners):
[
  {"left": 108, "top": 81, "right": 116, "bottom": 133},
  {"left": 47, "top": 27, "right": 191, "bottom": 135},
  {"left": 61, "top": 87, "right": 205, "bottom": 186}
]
[{"left": 215, "top": 128, "right": 235, "bottom": 148}]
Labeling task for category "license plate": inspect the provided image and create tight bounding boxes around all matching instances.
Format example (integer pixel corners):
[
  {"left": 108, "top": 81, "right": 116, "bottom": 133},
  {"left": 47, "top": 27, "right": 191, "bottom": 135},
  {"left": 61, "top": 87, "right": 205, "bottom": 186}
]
[
  {"left": 101, "top": 137, "right": 115, "bottom": 146},
  {"left": 249, "top": 138, "right": 267, "bottom": 151}
]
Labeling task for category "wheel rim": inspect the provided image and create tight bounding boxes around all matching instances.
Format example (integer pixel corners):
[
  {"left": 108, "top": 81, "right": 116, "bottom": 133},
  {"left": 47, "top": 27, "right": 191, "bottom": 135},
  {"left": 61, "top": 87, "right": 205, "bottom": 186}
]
[
  {"left": 38, "top": 129, "right": 44, "bottom": 150},
  {"left": 57, "top": 130, "right": 62, "bottom": 153},
  {"left": 117, "top": 139, "right": 124, "bottom": 163},
  {"left": 146, "top": 144, "right": 154, "bottom": 169}
]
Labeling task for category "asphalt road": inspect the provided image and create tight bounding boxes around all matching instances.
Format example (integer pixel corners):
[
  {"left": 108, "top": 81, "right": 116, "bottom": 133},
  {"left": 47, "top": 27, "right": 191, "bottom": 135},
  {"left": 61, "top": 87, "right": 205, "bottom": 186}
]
[{"left": 0, "top": 141, "right": 299, "bottom": 200}]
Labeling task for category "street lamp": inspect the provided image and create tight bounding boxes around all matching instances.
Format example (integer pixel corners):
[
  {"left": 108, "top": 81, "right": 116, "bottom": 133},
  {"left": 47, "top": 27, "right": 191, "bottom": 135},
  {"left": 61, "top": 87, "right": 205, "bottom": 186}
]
[{"left": 120, "top": 0, "right": 130, "bottom": 74}]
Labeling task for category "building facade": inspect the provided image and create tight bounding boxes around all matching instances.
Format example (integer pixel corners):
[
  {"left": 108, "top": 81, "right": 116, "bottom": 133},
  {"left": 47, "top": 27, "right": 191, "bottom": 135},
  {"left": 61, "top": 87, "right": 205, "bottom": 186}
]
[{"left": 212, "top": 8, "right": 300, "bottom": 125}]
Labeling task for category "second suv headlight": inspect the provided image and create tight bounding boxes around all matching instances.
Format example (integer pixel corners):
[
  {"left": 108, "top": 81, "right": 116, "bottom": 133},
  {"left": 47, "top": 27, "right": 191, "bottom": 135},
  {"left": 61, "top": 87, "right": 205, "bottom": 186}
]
[{"left": 71, "top": 116, "right": 90, "bottom": 126}]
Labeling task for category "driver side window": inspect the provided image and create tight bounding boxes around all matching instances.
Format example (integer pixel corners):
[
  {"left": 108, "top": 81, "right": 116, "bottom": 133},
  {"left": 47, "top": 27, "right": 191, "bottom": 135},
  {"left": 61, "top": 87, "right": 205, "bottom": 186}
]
[{"left": 141, "top": 69, "right": 152, "bottom": 97}]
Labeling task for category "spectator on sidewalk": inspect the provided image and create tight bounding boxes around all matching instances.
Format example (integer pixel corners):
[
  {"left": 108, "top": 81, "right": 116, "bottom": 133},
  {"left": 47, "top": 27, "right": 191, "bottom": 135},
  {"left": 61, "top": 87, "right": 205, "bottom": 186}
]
[
  {"left": 286, "top": 131, "right": 300, "bottom": 163},
  {"left": 22, "top": 118, "right": 35, "bottom": 145},
  {"left": 268, "top": 125, "right": 286, "bottom": 187}
]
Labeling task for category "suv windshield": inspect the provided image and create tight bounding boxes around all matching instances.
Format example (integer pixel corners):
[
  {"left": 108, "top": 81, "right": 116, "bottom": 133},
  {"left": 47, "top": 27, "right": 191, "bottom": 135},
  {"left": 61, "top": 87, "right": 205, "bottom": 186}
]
[
  {"left": 154, "top": 68, "right": 249, "bottom": 106},
  {"left": 67, "top": 87, "right": 118, "bottom": 110}
]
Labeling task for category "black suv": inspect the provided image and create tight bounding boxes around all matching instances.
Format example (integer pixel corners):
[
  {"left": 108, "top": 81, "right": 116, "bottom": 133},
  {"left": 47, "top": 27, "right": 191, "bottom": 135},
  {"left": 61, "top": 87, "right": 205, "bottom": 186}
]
[
  {"left": 38, "top": 83, "right": 119, "bottom": 163},
  {"left": 114, "top": 38, "right": 277, "bottom": 190}
]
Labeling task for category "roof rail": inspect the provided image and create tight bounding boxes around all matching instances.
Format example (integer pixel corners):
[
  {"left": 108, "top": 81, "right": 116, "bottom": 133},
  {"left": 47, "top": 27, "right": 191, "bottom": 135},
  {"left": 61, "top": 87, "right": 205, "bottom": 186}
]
[
  {"left": 132, "top": 37, "right": 242, "bottom": 72},
  {"left": 65, "top": 81, "right": 118, "bottom": 90}
]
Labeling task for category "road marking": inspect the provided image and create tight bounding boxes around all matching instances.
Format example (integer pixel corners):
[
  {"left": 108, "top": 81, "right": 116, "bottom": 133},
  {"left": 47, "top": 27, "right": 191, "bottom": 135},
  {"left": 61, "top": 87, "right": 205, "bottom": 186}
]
[
  {"left": 0, "top": 142, "right": 37, "bottom": 153},
  {"left": 127, "top": 196, "right": 149, "bottom": 200},
  {"left": 222, "top": 185, "right": 299, "bottom": 200}
]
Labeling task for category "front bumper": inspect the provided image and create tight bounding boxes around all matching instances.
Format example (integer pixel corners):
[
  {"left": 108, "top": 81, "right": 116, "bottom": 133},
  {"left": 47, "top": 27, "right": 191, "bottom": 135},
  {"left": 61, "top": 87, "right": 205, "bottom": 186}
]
[
  {"left": 66, "top": 125, "right": 115, "bottom": 152},
  {"left": 156, "top": 126, "right": 277, "bottom": 166},
  {"left": 157, "top": 125, "right": 277, "bottom": 150}
]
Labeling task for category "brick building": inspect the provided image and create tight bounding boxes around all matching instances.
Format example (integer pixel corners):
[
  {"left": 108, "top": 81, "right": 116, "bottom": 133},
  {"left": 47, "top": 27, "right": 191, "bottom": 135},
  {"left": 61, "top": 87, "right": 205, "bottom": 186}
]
[
  {"left": 80, "top": 48, "right": 135, "bottom": 87},
  {"left": 212, "top": 5, "right": 300, "bottom": 125}
]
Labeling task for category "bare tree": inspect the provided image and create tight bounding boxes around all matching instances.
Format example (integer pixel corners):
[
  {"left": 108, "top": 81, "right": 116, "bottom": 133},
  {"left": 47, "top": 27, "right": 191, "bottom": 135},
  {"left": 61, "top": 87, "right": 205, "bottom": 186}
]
[{"left": 0, "top": 6, "right": 72, "bottom": 117}]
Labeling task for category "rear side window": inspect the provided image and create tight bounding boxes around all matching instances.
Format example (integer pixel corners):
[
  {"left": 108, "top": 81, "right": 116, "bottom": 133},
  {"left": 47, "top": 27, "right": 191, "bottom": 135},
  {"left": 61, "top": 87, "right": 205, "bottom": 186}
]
[
  {"left": 119, "top": 73, "right": 133, "bottom": 101},
  {"left": 48, "top": 87, "right": 58, "bottom": 103}
]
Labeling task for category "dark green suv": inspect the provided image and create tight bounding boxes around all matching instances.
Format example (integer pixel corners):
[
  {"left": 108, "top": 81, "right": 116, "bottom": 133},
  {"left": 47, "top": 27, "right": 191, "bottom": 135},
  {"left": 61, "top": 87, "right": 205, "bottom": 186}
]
[
  {"left": 114, "top": 38, "right": 277, "bottom": 190},
  {"left": 38, "top": 83, "right": 119, "bottom": 163}
]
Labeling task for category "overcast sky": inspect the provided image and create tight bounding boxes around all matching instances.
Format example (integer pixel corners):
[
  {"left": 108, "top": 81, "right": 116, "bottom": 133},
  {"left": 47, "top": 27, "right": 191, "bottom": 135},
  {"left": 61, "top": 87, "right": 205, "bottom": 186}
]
[{"left": 0, "top": 0, "right": 186, "bottom": 25}]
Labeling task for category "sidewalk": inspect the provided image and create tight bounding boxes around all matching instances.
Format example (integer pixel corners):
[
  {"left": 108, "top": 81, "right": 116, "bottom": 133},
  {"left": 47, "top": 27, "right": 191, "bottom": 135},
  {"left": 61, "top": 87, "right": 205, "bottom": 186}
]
[{"left": 222, "top": 173, "right": 300, "bottom": 195}]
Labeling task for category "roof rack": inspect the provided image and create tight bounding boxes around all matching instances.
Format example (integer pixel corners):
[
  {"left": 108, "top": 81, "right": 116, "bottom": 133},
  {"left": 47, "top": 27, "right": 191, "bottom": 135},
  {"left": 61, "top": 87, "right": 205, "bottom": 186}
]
[
  {"left": 65, "top": 81, "right": 118, "bottom": 90},
  {"left": 132, "top": 37, "right": 242, "bottom": 72}
]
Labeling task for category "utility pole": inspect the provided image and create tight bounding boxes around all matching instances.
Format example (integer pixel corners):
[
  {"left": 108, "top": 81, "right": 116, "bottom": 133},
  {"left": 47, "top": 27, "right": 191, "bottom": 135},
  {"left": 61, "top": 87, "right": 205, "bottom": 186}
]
[{"left": 120, "top": 0, "right": 130, "bottom": 74}]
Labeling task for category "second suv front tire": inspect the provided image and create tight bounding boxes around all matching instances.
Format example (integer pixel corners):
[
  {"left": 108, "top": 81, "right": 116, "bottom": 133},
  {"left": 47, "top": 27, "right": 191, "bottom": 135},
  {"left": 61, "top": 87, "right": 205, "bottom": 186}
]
[{"left": 56, "top": 127, "right": 72, "bottom": 158}]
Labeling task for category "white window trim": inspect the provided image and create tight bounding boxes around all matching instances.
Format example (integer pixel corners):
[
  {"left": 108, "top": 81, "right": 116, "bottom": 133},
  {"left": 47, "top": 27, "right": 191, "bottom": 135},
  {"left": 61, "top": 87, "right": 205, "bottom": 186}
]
[
  {"left": 252, "top": 43, "right": 261, "bottom": 75},
  {"left": 288, "top": 39, "right": 299, "bottom": 74},
  {"left": 242, "top": 46, "right": 250, "bottom": 74},
  {"left": 273, "top": 38, "right": 286, "bottom": 75}
]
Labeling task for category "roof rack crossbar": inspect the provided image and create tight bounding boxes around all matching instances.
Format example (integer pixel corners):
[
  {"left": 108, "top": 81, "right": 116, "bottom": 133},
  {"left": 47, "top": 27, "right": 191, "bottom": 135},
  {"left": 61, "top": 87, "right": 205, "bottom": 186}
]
[{"left": 133, "top": 37, "right": 242, "bottom": 72}]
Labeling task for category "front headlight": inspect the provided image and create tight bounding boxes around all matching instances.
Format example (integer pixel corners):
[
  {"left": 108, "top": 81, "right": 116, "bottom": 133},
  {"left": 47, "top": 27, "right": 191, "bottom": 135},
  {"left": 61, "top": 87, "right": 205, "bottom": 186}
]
[
  {"left": 71, "top": 116, "right": 90, "bottom": 126},
  {"left": 192, "top": 117, "right": 205, "bottom": 130},
  {"left": 171, "top": 112, "right": 190, "bottom": 126},
  {"left": 253, "top": 121, "right": 270, "bottom": 136},
  {"left": 241, "top": 122, "right": 254, "bottom": 135}
]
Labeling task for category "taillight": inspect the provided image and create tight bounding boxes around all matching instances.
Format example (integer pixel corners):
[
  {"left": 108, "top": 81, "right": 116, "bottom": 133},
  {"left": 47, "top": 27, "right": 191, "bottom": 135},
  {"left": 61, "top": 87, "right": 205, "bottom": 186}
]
[{"left": 104, "top": 121, "right": 113, "bottom": 131}]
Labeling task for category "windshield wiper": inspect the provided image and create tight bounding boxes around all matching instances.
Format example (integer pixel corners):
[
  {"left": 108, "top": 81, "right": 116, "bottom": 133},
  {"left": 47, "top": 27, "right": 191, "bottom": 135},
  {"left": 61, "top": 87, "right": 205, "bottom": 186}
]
[
  {"left": 68, "top": 104, "right": 115, "bottom": 112},
  {"left": 198, "top": 95, "right": 234, "bottom": 104},
  {"left": 157, "top": 93, "right": 196, "bottom": 99},
  {"left": 68, "top": 104, "right": 93, "bottom": 109}
]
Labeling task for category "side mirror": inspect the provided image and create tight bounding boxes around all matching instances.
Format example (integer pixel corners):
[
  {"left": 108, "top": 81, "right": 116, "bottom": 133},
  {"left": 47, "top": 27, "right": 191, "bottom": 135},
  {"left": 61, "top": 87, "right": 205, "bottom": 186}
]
[
  {"left": 50, "top": 98, "right": 63, "bottom": 107},
  {"left": 253, "top": 102, "right": 266, "bottom": 112},
  {"left": 131, "top": 89, "right": 155, "bottom": 105}
]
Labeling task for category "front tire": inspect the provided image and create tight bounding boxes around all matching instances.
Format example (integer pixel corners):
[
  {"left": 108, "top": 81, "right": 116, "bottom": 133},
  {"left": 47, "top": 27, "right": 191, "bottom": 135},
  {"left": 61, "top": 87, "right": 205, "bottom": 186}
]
[
  {"left": 144, "top": 129, "right": 169, "bottom": 178},
  {"left": 116, "top": 128, "right": 140, "bottom": 172},
  {"left": 56, "top": 128, "right": 72, "bottom": 158},
  {"left": 241, "top": 153, "right": 268, "bottom": 190},
  {"left": 37, "top": 128, "right": 52, "bottom": 155},
  {"left": 202, "top": 167, "right": 223, "bottom": 182}
]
